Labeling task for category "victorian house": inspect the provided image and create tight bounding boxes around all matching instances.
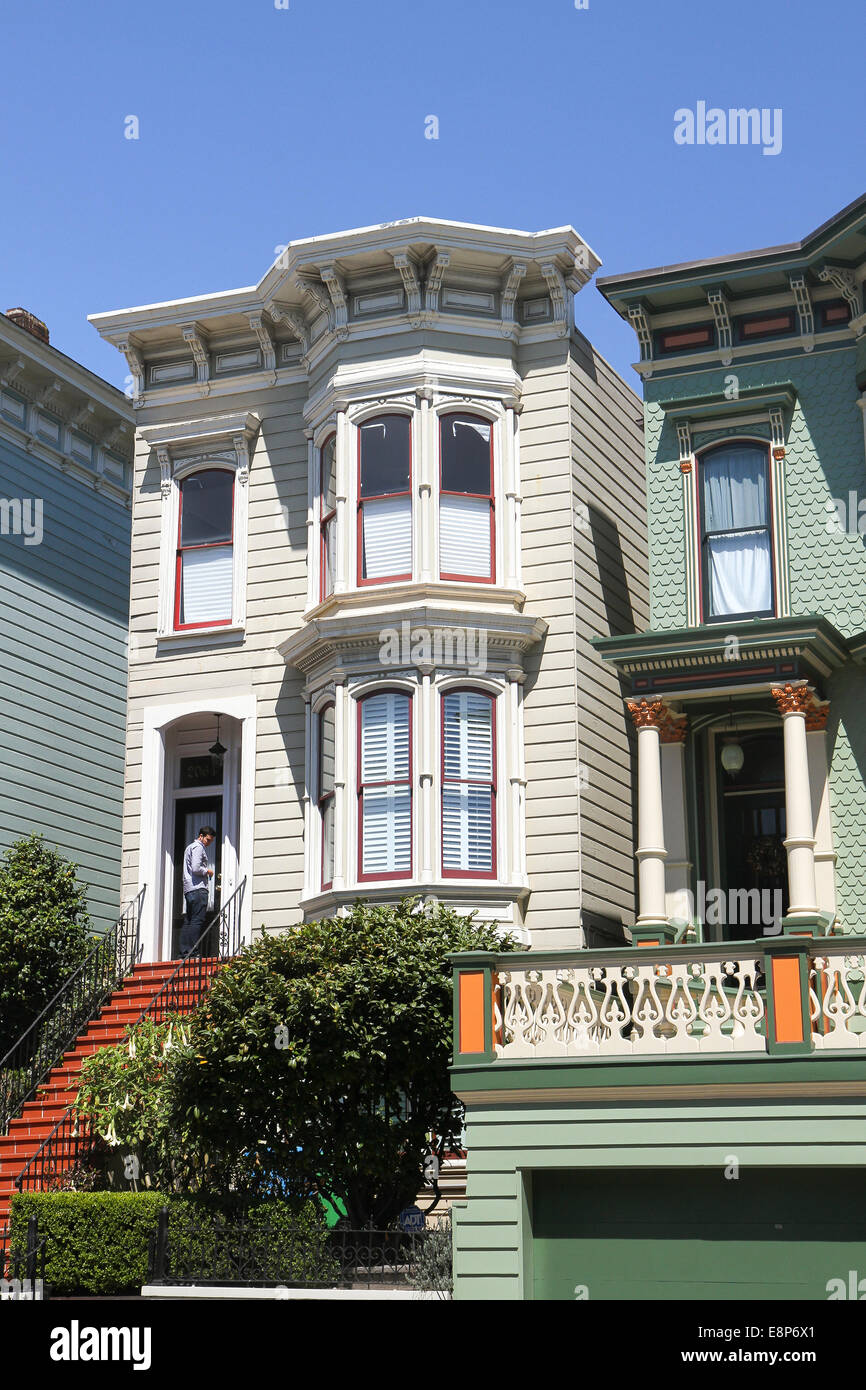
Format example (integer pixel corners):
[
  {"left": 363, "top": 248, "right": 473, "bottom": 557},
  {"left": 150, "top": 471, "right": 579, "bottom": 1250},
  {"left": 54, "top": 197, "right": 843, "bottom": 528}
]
[
  {"left": 448, "top": 194, "right": 866, "bottom": 1301},
  {"left": 89, "top": 217, "right": 648, "bottom": 962}
]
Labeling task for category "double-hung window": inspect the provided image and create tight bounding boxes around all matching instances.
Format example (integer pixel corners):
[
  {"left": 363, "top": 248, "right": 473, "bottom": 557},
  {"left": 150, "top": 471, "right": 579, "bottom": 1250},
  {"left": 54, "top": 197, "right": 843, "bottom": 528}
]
[
  {"left": 442, "top": 690, "right": 496, "bottom": 877},
  {"left": 358, "top": 415, "right": 412, "bottom": 583},
  {"left": 358, "top": 691, "right": 412, "bottom": 879},
  {"left": 318, "top": 703, "right": 336, "bottom": 890},
  {"left": 320, "top": 434, "right": 337, "bottom": 601},
  {"left": 700, "top": 444, "right": 774, "bottom": 620},
  {"left": 439, "top": 414, "right": 494, "bottom": 581},
  {"left": 175, "top": 469, "right": 234, "bottom": 629}
]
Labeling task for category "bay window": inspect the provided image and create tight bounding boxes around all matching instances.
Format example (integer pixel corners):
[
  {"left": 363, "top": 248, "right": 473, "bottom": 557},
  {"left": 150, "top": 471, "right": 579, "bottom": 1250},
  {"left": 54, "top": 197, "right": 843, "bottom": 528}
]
[
  {"left": 439, "top": 414, "right": 494, "bottom": 581},
  {"left": 175, "top": 469, "right": 234, "bottom": 629},
  {"left": 318, "top": 703, "right": 335, "bottom": 890},
  {"left": 358, "top": 415, "right": 412, "bottom": 584},
  {"left": 358, "top": 690, "right": 412, "bottom": 879},
  {"left": 442, "top": 689, "right": 496, "bottom": 877},
  {"left": 320, "top": 434, "right": 337, "bottom": 600},
  {"left": 699, "top": 443, "right": 774, "bottom": 621}
]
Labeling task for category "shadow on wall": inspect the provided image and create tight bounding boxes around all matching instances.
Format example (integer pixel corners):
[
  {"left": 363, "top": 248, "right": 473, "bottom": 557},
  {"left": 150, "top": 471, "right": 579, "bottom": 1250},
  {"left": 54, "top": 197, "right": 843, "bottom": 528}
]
[{"left": 587, "top": 504, "right": 637, "bottom": 638}]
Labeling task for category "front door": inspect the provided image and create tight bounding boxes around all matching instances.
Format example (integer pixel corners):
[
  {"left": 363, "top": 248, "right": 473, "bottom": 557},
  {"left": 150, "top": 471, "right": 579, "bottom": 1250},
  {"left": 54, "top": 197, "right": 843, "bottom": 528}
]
[
  {"left": 717, "top": 731, "right": 787, "bottom": 940},
  {"left": 172, "top": 798, "right": 222, "bottom": 957}
]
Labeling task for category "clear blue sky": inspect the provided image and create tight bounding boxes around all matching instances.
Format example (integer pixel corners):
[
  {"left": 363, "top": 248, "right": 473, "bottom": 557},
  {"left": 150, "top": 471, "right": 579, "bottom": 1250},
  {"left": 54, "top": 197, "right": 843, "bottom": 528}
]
[{"left": 2, "top": 0, "right": 863, "bottom": 390}]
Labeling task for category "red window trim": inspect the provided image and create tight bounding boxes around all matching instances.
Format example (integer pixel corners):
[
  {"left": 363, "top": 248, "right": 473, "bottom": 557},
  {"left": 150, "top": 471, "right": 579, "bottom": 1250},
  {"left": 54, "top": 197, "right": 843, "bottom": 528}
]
[
  {"left": 440, "top": 686, "right": 497, "bottom": 880},
  {"left": 356, "top": 414, "right": 413, "bottom": 587},
  {"left": 357, "top": 689, "right": 413, "bottom": 883},
  {"left": 320, "top": 433, "right": 337, "bottom": 603},
  {"left": 438, "top": 412, "right": 496, "bottom": 584},
  {"left": 174, "top": 468, "right": 235, "bottom": 632},
  {"left": 695, "top": 440, "right": 777, "bottom": 626},
  {"left": 318, "top": 701, "right": 335, "bottom": 892}
]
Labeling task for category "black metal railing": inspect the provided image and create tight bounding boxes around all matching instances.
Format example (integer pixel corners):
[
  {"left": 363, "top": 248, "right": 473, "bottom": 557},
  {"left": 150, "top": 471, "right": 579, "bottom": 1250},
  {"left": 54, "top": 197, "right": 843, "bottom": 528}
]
[
  {"left": 147, "top": 1206, "right": 428, "bottom": 1290},
  {"left": 12, "top": 879, "right": 246, "bottom": 1203},
  {"left": 1, "top": 1215, "right": 49, "bottom": 1290},
  {"left": 0, "top": 888, "right": 145, "bottom": 1134}
]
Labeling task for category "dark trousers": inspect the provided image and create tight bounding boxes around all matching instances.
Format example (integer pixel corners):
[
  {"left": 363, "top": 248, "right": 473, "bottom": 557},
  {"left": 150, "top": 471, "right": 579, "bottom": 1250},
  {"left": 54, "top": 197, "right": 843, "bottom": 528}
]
[{"left": 180, "top": 889, "right": 209, "bottom": 957}]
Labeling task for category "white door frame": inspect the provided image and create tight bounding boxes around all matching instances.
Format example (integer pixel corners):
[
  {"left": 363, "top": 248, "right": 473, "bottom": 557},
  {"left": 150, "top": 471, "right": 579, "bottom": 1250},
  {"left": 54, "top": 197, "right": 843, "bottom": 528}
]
[{"left": 139, "top": 692, "right": 256, "bottom": 961}]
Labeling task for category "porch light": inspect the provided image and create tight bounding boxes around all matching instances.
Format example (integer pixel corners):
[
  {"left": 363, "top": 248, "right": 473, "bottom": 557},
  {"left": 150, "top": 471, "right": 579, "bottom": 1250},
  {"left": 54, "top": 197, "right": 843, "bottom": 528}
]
[
  {"left": 721, "top": 739, "right": 744, "bottom": 775},
  {"left": 209, "top": 715, "right": 227, "bottom": 759}
]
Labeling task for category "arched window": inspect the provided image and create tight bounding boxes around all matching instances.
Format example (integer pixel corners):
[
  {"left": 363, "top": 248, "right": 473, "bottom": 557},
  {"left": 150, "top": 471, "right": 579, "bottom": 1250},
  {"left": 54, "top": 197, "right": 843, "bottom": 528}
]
[
  {"left": 441, "top": 689, "right": 496, "bottom": 877},
  {"left": 699, "top": 443, "right": 774, "bottom": 620},
  {"left": 439, "top": 414, "right": 494, "bottom": 581},
  {"left": 318, "top": 703, "right": 335, "bottom": 890},
  {"left": 320, "top": 434, "right": 337, "bottom": 601},
  {"left": 175, "top": 469, "right": 234, "bottom": 629},
  {"left": 358, "top": 415, "right": 412, "bottom": 584},
  {"left": 358, "top": 690, "right": 412, "bottom": 880}
]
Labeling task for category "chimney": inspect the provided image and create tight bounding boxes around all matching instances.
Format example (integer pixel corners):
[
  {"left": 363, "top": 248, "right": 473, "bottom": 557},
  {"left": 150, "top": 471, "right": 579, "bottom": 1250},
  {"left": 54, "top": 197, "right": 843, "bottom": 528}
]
[{"left": 5, "top": 308, "right": 49, "bottom": 345}]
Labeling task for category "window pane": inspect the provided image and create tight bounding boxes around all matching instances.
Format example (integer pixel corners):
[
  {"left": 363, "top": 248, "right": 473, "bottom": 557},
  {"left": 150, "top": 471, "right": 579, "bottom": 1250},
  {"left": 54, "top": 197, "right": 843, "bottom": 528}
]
[
  {"left": 180, "top": 546, "right": 233, "bottom": 624},
  {"left": 322, "top": 798, "right": 335, "bottom": 886},
  {"left": 362, "top": 785, "right": 411, "bottom": 875},
  {"left": 441, "top": 416, "right": 491, "bottom": 495},
  {"left": 181, "top": 470, "right": 234, "bottom": 546},
  {"left": 362, "top": 495, "right": 411, "bottom": 579},
  {"left": 443, "top": 786, "right": 493, "bottom": 872},
  {"left": 702, "top": 447, "right": 768, "bottom": 532},
  {"left": 707, "top": 531, "right": 772, "bottom": 617},
  {"left": 322, "top": 436, "right": 337, "bottom": 512},
  {"left": 440, "top": 494, "right": 491, "bottom": 577},
  {"left": 443, "top": 692, "right": 493, "bottom": 780},
  {"left": 319, "top": 706, "right": 335, "bottom": 797},
  {"left": 361, "top": 693, "right": 410, "bottom": 782},
  {"left": 322, "top": 515, "right": 336, "bottom": 596},
  {"left": 360, "top": 416, "right": 411, "bottom": 497}
]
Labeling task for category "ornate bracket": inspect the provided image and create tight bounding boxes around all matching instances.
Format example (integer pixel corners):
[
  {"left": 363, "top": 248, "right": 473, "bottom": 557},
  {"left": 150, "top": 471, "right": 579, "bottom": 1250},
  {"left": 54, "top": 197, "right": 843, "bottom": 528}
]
[
  {"left": 424, "top": 250, "right": 450, "bottom": 316},
  {"left": 248, "top": 312, "right": 277, "bottom": 372},
  {"left": 156, "top": 446, "right": 172, "bottom": 498},
  {"left": 0, "top": 355, "right": 26, "bottom": 387},
  {"left": 320, "top": 266, "right": 349, "bottom": 339},
  {"left": 817, "top": 265, "right": 861, "bottom": 319},
  {"left": 500, "top": 260, "right": 527, "bottom": 338},
  {"left": 181, "top": 324, "right": 210, "bottom": 389},
  {"left": 769, "top": 406, "right": 786, "bottom": 453},
  {"left": 38, "top": 379, "right": 63, "bottom": 409},
  {"left": 789, "top": 273, "right": 814, "bottom": 351},
  {"left": 296, "top": 274, "right": 333, "bottom": 327},
  {"left": 117, "top": 339, "right": 146, "bottom": 404},
  {"left": 626, "top": 303, "right": 653, "bottom": 366},
  {"left": 707, "top": 288, "right": 733, "bottom": 365},
  {"left": 265, "top": 300, "right": 310, "bottom": 359},
  {"left": 70, "top": 400, "right": 96, "bottom": 433},
  {"left": 540, "top": 262, "right": 569, "bottom": 336},
  {"left": 393, "top": 251, "right": 423, "bottom": 323},
  {"left": 676, "top": 420, "right": 693, "bottom": 473}
]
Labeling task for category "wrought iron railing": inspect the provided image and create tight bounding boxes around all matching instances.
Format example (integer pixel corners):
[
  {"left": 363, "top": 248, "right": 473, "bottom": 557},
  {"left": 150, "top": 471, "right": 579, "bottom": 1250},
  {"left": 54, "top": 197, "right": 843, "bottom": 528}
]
[
  {"left": 0, "top": 888, "right": 145, "bottom": 1134},
  {"left": 147, "top": 1206, "right": 429, "bottom": 1289},
  {"left": 13, "top": 879, "right": 246, "bottom": 1202},
  {"left": 1, "top": 1215, "right": 49, "bottom": 1289}
]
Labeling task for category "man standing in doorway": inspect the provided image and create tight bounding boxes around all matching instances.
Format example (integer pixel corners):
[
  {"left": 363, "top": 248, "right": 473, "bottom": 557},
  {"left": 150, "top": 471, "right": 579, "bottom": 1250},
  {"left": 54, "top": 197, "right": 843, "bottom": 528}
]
[{"left": 180, "top": 826, "right": 216, "bottom": 958}]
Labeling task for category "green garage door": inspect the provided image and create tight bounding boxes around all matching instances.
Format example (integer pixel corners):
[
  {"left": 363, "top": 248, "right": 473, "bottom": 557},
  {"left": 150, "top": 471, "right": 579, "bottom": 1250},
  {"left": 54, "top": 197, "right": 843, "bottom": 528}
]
[{"left": 532, "top": 1168, "right": 866, "bottom": 1300}]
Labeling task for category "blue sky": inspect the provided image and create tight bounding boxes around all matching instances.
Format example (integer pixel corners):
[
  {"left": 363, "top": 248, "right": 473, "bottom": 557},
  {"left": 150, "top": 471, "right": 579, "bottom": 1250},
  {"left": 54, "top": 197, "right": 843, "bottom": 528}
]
[{"left": 1, "top": 0, "right": 863, "bottom": 390}]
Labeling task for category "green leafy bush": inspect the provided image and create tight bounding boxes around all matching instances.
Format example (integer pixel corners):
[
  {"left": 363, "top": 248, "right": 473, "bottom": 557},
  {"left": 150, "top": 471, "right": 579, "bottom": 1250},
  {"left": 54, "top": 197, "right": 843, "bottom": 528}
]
[
  {"left": 0, "top": 836, "right": 92, "bottom": 1056},
  {"left": 9, "top": 1192, "right": 331, "bottom": 1295}
]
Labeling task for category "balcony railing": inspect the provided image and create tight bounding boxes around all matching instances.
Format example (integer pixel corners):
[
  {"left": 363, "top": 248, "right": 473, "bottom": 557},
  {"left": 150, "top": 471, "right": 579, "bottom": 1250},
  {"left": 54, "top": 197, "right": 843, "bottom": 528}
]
[{"left": 451, "top": 936, "right": 866, "bottom": 1064}]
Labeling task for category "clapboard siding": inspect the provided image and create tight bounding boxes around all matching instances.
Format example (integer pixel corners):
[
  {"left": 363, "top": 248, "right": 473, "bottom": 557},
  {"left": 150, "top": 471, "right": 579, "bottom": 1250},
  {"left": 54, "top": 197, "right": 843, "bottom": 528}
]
[{"left": 0, "top": 431, "right": 130, "bottom": 931}]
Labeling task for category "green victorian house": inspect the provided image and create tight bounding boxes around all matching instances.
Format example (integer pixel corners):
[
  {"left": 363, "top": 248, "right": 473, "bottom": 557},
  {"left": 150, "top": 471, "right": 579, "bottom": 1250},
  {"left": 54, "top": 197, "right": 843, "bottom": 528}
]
[{"left": 449, "top": 194, "right": 866, "bottom": 1300}]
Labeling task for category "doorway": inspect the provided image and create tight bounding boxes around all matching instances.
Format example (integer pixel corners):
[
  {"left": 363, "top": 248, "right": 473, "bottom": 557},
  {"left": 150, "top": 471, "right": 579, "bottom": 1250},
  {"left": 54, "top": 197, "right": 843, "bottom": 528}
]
[
  {"left": 715, "top": 729, "right": 787, "bottom": 939},
  {"left": 172, "top": 797, "right": 222, "bottom": 957}
]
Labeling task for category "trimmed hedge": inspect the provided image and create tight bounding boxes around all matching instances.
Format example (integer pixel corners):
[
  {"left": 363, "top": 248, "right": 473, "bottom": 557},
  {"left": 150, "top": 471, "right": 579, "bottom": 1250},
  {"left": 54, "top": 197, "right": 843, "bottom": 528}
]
[{"left": 9, "top": 1191, "right": 330, "bottom": 1295}]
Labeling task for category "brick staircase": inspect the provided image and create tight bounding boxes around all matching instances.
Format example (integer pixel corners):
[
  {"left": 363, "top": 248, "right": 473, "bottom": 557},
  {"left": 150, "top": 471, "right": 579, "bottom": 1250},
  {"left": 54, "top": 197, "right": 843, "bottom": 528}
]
[{"left": 0, "top": 958, "right": 222, "bottom": 1236}]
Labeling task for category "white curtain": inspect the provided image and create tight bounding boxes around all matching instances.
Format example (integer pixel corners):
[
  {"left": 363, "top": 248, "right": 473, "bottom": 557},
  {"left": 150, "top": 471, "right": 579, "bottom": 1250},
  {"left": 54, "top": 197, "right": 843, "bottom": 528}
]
[
  {"left": 181, "top": 546, "right": 233, "bottom": 624},
  {"left": 442, "top": 691, "right": 493, "bottom": 872},
  {"left": 440, "top": 494, "right": 491, "bottom": 577},
  {"left": 361, "top": 495, "right": 411, "bottom": 579},
  {"left": 702, "top": 449, "right": 772, "bottom": 616}
]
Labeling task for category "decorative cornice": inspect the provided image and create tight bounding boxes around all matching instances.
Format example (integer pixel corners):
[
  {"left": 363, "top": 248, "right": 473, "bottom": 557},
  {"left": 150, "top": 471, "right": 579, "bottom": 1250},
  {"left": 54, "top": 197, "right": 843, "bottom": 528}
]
[
  {"left": 707, "top": 288, "right": 733, "bottom": 365},
  {"left": 789, "top": 272, "right": 814, "bottom": 351},
  {"left": 264, "top": 300, "right": 310, "bottom": 359},
  {"left": 500, "top": 260, "right": 527, "bottom": 338},
  {"left": 140, "top": 410, "right": 260, "bottom": 496},
  {"left": 295, "top": 274, "right": 333, "bottom": 325}
]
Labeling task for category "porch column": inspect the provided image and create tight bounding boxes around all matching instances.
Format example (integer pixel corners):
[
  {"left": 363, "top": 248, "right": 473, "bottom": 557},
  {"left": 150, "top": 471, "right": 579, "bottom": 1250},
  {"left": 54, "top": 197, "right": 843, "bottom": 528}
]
[
  {"left": 772, "top": 683, "right": 819, "bottom": 921},
  {"left": 660, "top": 714, "right": 691, "bottom": 926},
  {"left": 806, "top": 701, "right": 836, "bottom": 920},
  {"left": 627, "top": 700, "right": 683, "bottom": 934}
]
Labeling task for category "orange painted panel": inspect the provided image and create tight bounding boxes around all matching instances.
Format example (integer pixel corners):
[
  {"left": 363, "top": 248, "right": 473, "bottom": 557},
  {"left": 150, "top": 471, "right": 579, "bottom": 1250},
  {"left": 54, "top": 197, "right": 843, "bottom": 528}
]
[
  {"left": 459, "top": 972, "right": 486, "bottom": 1054},
  {"left": 772, "top": 956, "right": 804, "bottom": 1044}
]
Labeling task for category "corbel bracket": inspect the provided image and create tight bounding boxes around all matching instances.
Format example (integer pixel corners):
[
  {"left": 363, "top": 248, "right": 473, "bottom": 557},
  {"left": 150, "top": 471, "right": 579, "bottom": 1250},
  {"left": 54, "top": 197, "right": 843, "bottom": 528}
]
[
  {"left": 707, "top": 288, "right": 733, "bottom": 365},
  {"left": 789, "top": 273, "right": 814, "bottom": 351}
]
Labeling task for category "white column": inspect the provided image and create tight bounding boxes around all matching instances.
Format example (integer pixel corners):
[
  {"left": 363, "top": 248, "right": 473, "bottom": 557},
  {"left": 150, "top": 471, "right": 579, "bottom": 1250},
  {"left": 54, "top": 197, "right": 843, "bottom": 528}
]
[
  {"left": 628, "top": 700, "right": 669, "bottom": 926},
  {"left": 504, "top": 405, "right": 522, "bottom": 591},
  {"left": 302, "top": 692, "right": 314, "bottom": 898},
  {"left": 773, "top": 683, "right": 818, "bottom": 918},
  {"left": 332, "top": 676, "right": 347, "bottom": 890},
  {"left": 334, "top": 407, "right": 349, "bottom": 593},
  {"left": 807, "top": 706, "right": 836, "bottom": 920},
  {"left": 417, "top": 390, "right": 434, "bottom": 582},
  {"left": 507, "top": 667, "right": 527, "bottom": 886},
  {"left": 305, "top": 431, "right": 316, "bottom": 609},
  {"left": 661, "top": 732, "right": 692, "bottom": 924},
  {"left": 418, "top": 667, "right": 434, "bottom": 881}
]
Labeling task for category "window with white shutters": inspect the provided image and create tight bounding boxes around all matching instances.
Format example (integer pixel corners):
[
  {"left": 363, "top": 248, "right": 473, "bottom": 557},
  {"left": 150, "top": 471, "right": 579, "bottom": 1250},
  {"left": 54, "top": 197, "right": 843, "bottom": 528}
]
[
  {"left": 320, "top": 434, "right": 337, "bottom": 601},
  {"left": 441, "top": 689, "right": 495, "bottom": 877},
  {"left": 175, "top": 469, "right": 234, "bottom": 628},
  {"left": 318, "top": 703, "right": 336, "bottom": 890},
  {"left": 358, "top": 415, "right": 412, "bottom": 583},
  {"left": 439, "top": 415, "right": 493, "bottom": 581},
  {"left": 358, "top": 690, "right": 412, "bottom": 879}
]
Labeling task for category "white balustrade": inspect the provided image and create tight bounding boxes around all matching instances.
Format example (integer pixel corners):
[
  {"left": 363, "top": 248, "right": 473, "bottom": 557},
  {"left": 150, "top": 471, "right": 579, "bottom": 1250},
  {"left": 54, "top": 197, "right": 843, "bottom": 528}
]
[
  {"left": 810, "top": 954, "right": 866, "bottom": 1049},
  {"left": 495, "top": 956, "right": 766, "bottom": 1059}
]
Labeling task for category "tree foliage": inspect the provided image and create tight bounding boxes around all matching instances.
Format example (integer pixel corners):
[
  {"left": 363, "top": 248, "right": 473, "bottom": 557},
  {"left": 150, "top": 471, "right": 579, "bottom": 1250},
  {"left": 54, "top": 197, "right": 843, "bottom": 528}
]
[
  {"left": 167, "top": 898, "right": 512, "bottom": 1226},
  {"left": 0, "top": 835, "right": 92, "bottom": 1056}
]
